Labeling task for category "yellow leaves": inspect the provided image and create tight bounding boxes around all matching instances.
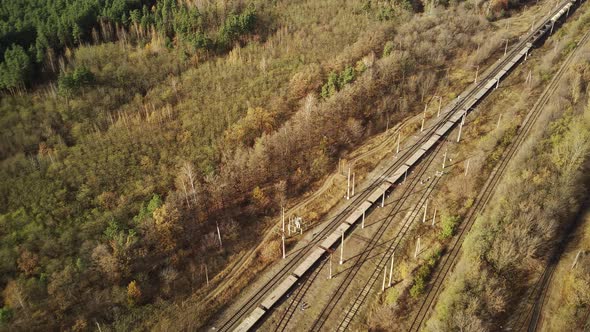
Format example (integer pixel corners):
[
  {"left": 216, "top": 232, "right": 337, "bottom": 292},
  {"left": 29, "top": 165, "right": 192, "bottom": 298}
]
[
  {"left": 2, "top": 280, "right": 25, "bottom": 309},
  {"left": 531, "top": 168, "right": 550, "bottom": 185},
  {"left": 519, "top": 169, "right": 532, "bottom": 181},
  {"left": 140, "top": 155, "right": 153, "bottom": 171},
  {"left": 251, "top": 186, "right": 270, "bottom": 210},
  {"left": 153, "top": 204, "right": 181, "bottom": 252},
  {"left": 224, "top": 107, "right": 277, "bottom": 147},
  {"left": 153, "top": 204, "right": 180, "bottom": 226},
  {"left": 258, "top": 238, "right": 281, "bottom": 265},
  {"left": 127, "top": 280, "right": 142, "bottom": 306}
]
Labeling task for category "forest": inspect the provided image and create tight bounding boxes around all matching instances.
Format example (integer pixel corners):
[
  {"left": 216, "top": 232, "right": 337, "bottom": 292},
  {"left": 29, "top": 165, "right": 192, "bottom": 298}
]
[
  {"left": 0, "top": 0, "right": 535, "bottom": 330},
  {"left": 0, "top": 0, "right": 256, "bottom": 90}
]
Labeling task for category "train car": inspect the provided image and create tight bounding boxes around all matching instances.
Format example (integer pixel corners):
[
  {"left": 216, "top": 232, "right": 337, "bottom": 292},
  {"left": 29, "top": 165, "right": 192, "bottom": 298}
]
[
  {"left": 483, "top": 79, "right": 496, "bottom": 92},
  {"left": 435, "top": 121, "right": 455, "bottom": 137},
  {"left": 234, "top": 307, "right": 266, "bottom": 332},
  {"left": 336, "top": 222, "right": 351, "bottom": 234},
  {"left": 450, "top": 110, "right": 465, "bottom": 124},
  {"left": 420, "top": 134, "right": 441, "bottom": 153},
  {"left": 404, "top": 149, "right": 427, "bottom": 168},
  {"left": 475, "top": 88, "right": 488, "bottom": 100},
  {"left": 320, "top": 232, "right": 341, "bottom": 250},
  {"left": 387, "top": 165, "right": 410, "bottom": 184},
  {"left": 366, "top": 183, "right": 387, "bottom": 204},
  {"left": 293, "top": 247, "right": 326, "bottom": 278},
  {"left": 345, "top": 201, "right": 372, "bottom": 225},
  {"left": 464, "top": 96, "right": 480, "bottom": 110},
  {"left": 260, "top": 275, "right": 299, "bottom": 310}
]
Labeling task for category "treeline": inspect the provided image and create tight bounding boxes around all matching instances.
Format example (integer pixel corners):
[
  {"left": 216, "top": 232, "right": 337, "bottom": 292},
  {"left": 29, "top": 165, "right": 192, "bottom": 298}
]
[
  {"left": 0, "top": 0, "right": 257, "bottom": 90},
  {"left": 426, "top": 37, "right": 590, "bottom": 331}
]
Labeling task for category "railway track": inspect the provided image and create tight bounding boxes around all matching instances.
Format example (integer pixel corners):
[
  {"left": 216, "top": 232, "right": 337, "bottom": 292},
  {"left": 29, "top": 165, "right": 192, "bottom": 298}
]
[
  {"left": 273, "top": 256, "right": 327, "bottom": 332},
  {"left": 213, "top": 91, "right": 459, "bottom": 332},
  {"left": 407, "top": 9, "right": 590, "bottom": 332},
  {"left": 309, "top": 132, "right": 446, "bottom": 332},
  {"left": 336, "top": 151, "right": 445, "bottom": 331}
]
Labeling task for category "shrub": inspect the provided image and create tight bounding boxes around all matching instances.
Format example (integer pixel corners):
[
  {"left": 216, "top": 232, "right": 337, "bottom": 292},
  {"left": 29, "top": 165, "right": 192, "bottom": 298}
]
[
  {"left": 440, "top": 215, "right": 460, "bottom": 239},
  {"left": 410, "top": 250, "right": 441, "bottom": 298},
  {"left": 383, "top": 41, "right": 395, "bottom": 57},
  {"left": 320, "top": 65, "right": 360, "bottom": 99},
  {"left": 0, "top": 307, "right": 12, "bottom": 324}
]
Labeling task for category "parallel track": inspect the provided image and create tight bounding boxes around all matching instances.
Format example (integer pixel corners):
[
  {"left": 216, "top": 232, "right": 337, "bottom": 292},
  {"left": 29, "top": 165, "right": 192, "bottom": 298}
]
[
  {"left": 273, "top": 257, "right": 326, "bottom": 332},
  {"left": 408, "top": 12, "right": 590, "bottom": 332},
  {"left": 215, "top": 93, "right": 458, "bottom": 332},
  {"left": 310, "top": 132, "right": 446, "bottom": 332},
  {"left": 336, "top": 149, "right": 445, "bottom": 331}
]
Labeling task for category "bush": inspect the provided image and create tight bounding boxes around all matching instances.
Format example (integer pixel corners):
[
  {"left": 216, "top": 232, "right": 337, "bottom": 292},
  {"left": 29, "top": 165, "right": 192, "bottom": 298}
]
[
  {"left": 440, "top": 215, "right": 460, "bottom": 239},
  {"left": 58, "top": 66, "right": 95, "bottom": 97},
  {"left": 410, "top": 250, "right": 441, "bottom": 298},
  {"left": 383, "top": 41, "right": 395, "bottom": 57},
  {"left": 320, "top": 65, "right": 361, "bottom": 99},
  {"left": 0, "top": 307, "right": 12, "bottom": 324}
]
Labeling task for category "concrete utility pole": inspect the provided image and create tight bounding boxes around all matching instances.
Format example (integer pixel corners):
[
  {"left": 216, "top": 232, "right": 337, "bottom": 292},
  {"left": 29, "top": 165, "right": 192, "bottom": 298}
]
[
  {"left": 550, "top": 21, "right": 555, "bottom": 35},
  {"left": 474, "top": 65, "right": 479, "bottom": 83},
  {"left": 362, "top": 210, "right": 365, "bottom": 229},
  {"left": 495, "top": 78, "right": 500, "bottom": 90},
  {"left": 436, "top": 96, "right": 442, "bottom": 117},
  {"left": 216, "top": 221, "right": 223, "bottom": 248},
  {"left": 457, "top": 112, "right": 466, "bottom": 143},
  {"left": 504, "top": 39, "right": 509, "bottom": 56},
  {"left": 571, "top": 250, "right": 582, "bottom": 269},
  {"left": 414, "top": 237, "right": 421, "bottom": 259},
  {"left": 382, "top": 266, "right": 387, "bottom": 292},
  {"left": 396, "top": 132, "right": 401, "bottom": 154},
  {"left": 421, "top": 104, "right": 427, "bottom": 132},
  {"left": 340, "top": 230, "right": 345, "bottom": 265},
  {"left": 288, "top": 216, "right": 292, "bottom": 236},
  {"left": 432, "top": 208, "right": 437, "bottom": 226},
  {"left": 204, "top": 263, "right": 209, "bottom": 286},
  {"left": 352, "top": 173, "right": 355, "bottom": 197},
  {"left": 346, "top": 167, "right": 351, "bottom": 200},
  {"left": 465, "top": 159, "right": 470, "bottom": 176},
  {"left": 442, "top": 149, "right": 448, "bottom": 169},
  {"left": 282, "top": 206, "right": 285, "bottom": 233},
  {"left": 328, "top": 253, "right": 333, "bottom": 279},
  {"left": 423, "top": 200, "right": 428, "bottom": 223},
  {"left": 497, "top": 113, "right": 502, "bottom": 129},
  {"left": 381, "top": 191, "right": 385, "bottom": 208},
  {"left": 525, "top": 50, "right": 529, "bottom": 61},
  {"left": 388, "top": 252, "right": 395, "bottom": 287},
  {"left": 282, "top": 234, "right": 286, "bottom": 259}
]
